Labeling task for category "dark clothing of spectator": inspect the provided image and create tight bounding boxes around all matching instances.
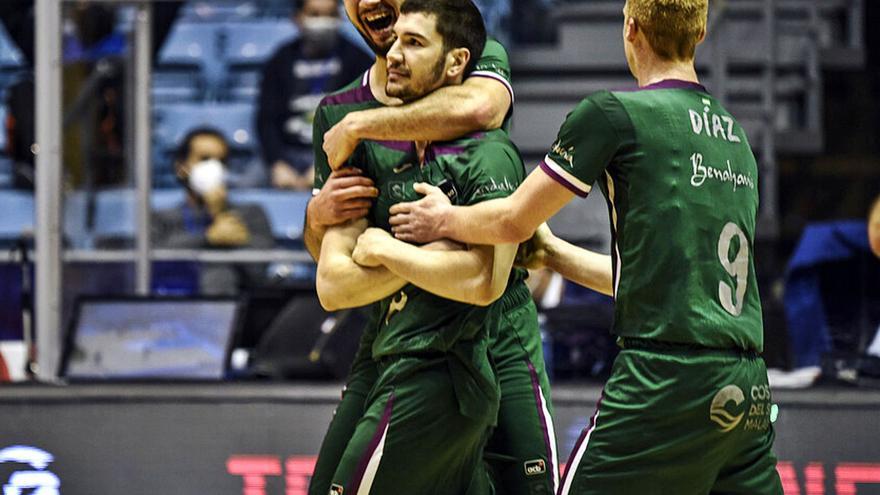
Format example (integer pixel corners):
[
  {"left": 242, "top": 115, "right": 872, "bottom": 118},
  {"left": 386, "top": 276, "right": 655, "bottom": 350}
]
[
  {"left": 256, "top": 36, "right": 371, "bottom": 173},
  {"left": 151, "top": 202, "right": 274, "bottom": 296}
]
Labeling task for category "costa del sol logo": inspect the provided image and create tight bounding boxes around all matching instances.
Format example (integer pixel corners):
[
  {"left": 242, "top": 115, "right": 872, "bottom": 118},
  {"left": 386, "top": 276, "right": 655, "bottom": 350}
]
[{"left": 709, "top": 385, "right": 745, "bottom": 432}]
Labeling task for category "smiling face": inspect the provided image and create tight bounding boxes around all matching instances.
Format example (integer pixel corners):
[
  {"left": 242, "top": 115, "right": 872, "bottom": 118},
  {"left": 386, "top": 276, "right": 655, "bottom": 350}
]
[{"left": 344, "top": 0, "right": 402, "bottom": 56}]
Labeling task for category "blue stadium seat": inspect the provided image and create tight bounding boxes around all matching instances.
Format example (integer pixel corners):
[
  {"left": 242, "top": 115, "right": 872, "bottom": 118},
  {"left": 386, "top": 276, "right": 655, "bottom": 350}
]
[
  {"left": 223, "top": 21, "right": 298, "bottom": 101},
  {"left": 92, "top": 189, "right": 136, "bottom": 246},
  {"left": 0, "top": 23, "right": 24, "bottom": 70},
  {"left": 228, "top": 189, "right": 310, "bottom": 242},
  {"left": 157, "top": 22, "right": 226, "bottom": 98},
  {"left": 154, "top": 102, "right": 257, "bottom": 156},
  {"left": 158, "top": 22, "right": 223, "bottom": 68},
  {"left": 0, "top": 191, "right": 34, "bottom": 246},
  {"left": 74, "top": 188, "right": 307, "bottom": 247},
  {"left": 224, "top": 21, "right": 298, "bottom": 68},
  {"left": 151, "top": 189, "right": 186, "bottom": 211},
  {"left": 63, "top": 191, "right": 91, "bottom": 249},
  {"left": 0, "top": 156, "right": 12, "bottom": 189}
]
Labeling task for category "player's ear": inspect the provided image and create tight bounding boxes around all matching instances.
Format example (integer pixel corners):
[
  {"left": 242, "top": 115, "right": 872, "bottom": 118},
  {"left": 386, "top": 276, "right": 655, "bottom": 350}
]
[
  {"left": 446, "top": 47, "right": 471, "bottom": 80},
  {"left": 696, "top": 26, "right": 707, "bottom": 46},
  {"left": 624, "top": 17, "right": 638, "bottom": 43}
]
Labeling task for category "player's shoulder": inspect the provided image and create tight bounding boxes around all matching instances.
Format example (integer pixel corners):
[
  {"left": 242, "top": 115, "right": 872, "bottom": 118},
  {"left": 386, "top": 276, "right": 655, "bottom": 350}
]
[
  {"left": 317, "top": 70, "right": 374, "bottom": 109},
  {"left": 458, "top": 129, "right": 517, "bottom": 156},
  {"left": 572, "top": 90, "right": 623, "bottom": 116},
  {"left": 481, "top": 38, "right": 509, "bottom": 61}
]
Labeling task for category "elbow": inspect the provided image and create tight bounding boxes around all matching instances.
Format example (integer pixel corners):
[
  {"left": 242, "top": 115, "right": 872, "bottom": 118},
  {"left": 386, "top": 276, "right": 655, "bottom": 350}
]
[
  {"left": 316, "top": 266, "right": 349, "bottom": 311},
  {"left": 315, "top": 276, "right": 342, "bottom": 312},
  {"left": 470, "top": 98, "right": 504, "bottom": 131},
  {"left": 501, "top": 216, "right": 534, "bottom": 244}
]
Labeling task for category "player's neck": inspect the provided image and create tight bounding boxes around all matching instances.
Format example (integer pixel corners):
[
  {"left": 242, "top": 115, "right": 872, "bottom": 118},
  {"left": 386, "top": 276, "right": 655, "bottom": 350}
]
[
  {"left": 370, "top": 58, "right": 403, "bottom": 106},
  {"left": 635, "top": 56, "right": 700, "bottom": 88}
]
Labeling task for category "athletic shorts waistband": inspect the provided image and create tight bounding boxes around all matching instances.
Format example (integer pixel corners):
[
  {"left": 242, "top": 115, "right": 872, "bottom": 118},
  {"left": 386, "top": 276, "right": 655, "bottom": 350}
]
[
  {"left": 618, "top": 337, "right": 760, "bottom": 358},
  {"left": 499, "top": 281, "right": 532, "bottom": 312}
]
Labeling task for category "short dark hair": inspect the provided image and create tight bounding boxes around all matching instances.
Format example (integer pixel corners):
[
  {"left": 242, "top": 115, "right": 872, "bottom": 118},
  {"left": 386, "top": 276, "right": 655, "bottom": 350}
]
[
  {"left": 175, "top": 127, "right": 228, "bottom": 164},
  {"left": 399, "top": 0, "right": 487, "bottom": 76}
]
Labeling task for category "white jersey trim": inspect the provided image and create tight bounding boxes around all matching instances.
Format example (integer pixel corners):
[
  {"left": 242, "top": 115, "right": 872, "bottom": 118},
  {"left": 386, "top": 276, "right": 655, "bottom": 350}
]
[
  {"left": 470, "top": 70, "right": 516, "bottom": 104},
  {"left": 559, "top": 407, "right": 602, "bottom": 495},
  {"left": 543, "top": 156, "right": 591, "bottom": 195},
  {"left": 604, "top": 171, "right": 622, "bottom": 299},
  {"left": 357, "top": 419, "right": 390, "bottom": 495}
]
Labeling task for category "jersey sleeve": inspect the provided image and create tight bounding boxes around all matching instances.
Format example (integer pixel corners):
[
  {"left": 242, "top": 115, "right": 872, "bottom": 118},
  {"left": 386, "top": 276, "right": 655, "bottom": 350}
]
[
  {"left": 540, "top": 92, "right": 623, "bottom": 198},
  {"left": 469, "top": 39, "right": 514, "bottom": 105},
  {"left": 457, "top": 140, "right": 525, "bottom": 206},
  {"left": 312, "top": 102, "right": 331, "bottom": 195}
]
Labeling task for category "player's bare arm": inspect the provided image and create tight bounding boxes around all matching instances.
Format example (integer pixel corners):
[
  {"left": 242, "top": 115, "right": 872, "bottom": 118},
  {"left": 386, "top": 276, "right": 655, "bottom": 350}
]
[
  {"left": 352, "top": 227, "right": 517, "bottom": 306},
  {"left": 519, "top": 224, "right": 613, "bottom": 297},
  {"left": 390, "top": 167, "right": 574, "bottom": 245},
  {"left": 316, "top": 218, "right": 407, "bottom": 311},
  {"left": 304, "top": 168, "right": 379, "bottom": 261},
  {"left": 323, "top": 76, "right": 511, "bottom": 170}
]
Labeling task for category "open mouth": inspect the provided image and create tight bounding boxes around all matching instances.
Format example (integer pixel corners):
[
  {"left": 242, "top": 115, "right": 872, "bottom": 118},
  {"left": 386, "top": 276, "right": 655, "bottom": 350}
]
[{"left": 361, "top": 8, "right": 395, "bottom": 35}]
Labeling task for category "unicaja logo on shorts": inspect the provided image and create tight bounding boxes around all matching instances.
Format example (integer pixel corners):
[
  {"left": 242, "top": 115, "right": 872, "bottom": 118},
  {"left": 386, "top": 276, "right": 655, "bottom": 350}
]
[
  {"left": 329, "top": 484, "right": 344, "bottom": 495},
  {"left": 709, "top": 384, "right": 745, "bottom": 432},
  {"left": 524, "top": 459, "right": 547, "bottom": 476}
]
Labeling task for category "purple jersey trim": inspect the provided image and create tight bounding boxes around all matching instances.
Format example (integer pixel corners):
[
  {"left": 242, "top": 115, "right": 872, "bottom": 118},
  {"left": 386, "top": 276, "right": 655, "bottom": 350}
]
[
  {"left": 374, "top": 140, "right": 413, "bottom": 153},
  {"left": 539, "top": 160, "right": 589, "bottom": 198},
  {"left": 527, "top": 360, "right": 557, "bottom": 489},
  {"left": 323, "top": 83, "right": 375, "bottom": 106},
  {"left": 615, "top": 78, "right": 709, "bottom": 93},
  {"left": 348, "top": 392, "right": 395, "bottom": 494}
]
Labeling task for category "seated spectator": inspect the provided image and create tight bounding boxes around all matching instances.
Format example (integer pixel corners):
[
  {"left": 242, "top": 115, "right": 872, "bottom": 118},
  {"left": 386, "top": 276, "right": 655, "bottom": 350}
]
[
  {"left": 152, "top": 128, "right": 274, "bottom": 296},
  {"left": 256, "top": 0, "right": 372, "bottom": 190}
]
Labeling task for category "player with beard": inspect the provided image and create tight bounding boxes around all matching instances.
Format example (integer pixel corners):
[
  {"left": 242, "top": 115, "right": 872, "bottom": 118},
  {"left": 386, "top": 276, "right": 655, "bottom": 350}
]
[
  {"left": 306, "top": 1, "right": 559, "bottom": 495},
  {"left": 315, "top": 1, "right": 524, "bottom": 492},
  {"left": 388, "top": 0, "right": 785, "bottom": 493}
]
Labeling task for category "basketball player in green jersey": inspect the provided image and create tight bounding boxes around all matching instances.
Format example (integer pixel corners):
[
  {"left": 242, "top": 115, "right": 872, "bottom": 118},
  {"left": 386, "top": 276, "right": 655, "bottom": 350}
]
[
  {"left": 389, "top": 0, "right": 785, "bottom": 493},
  {"left": 317, "top": 2, "right": 523, "bottom": 492},
  {"left": 306, "top": 1, "right": 559, "bottom": 494}
]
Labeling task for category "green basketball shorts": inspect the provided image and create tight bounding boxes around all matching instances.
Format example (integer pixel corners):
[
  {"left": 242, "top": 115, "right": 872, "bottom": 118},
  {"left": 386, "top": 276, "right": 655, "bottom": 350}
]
[{"left": 559, "top": 343, "right": 783, "bottom": 495}]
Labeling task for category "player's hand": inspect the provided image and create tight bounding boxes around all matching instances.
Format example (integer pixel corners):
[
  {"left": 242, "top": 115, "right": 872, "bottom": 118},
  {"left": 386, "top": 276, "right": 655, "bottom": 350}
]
[
  {"left": 516, "top": 223, "right": 554, "bottom": 270},
  {"left": 352, "top": 227, "right": 392, "bottom": 267},
  {"left": 324, "top": 113, "right": 363, "bottom": 170},
  {"left": 389, "top": 183, "right": 451, "bottom": 244},
  {"left": 309, "top": 168, "right": 379, "bottom": 228}
]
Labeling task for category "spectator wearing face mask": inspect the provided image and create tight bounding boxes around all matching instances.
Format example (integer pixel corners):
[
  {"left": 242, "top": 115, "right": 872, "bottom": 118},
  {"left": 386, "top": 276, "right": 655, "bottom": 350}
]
[
  {"left": 152, "top": 128, "right": 275, "bottom": 295},
  {"left": 256, "top": 0, "right": 372, "bottom": 190}
]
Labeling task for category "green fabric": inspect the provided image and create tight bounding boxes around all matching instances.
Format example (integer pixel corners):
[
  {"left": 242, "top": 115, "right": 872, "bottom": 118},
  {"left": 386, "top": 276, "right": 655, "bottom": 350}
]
[
  {"left": 353, "top": 129, "right": 526, "bottom": 358},
  {"left": 330, "top": 358, "right": 494, "bottom": 495},
  {"left": 562, "top": 349, "right": 782, "bottom": 494},
  {"left": 486, "top": 284, "right": 558, "bottom": 495},
  {"left": 544, "top": 87, "right": 763, "bottom": 352}
]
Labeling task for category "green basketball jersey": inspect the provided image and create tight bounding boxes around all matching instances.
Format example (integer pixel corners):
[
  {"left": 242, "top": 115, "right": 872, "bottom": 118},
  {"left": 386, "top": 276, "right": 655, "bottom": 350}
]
[
  {"left": 311, "top": 40, "right": 520, "bottom": 357},
  {"left": 349, "top": 130, "right": 526, "bottom": 357},
  {"left": 541, "top": 80, "right": 763, "bottom": 351},
  {"left": 313, "top": 39, "right": 514, "bottom": 190}
]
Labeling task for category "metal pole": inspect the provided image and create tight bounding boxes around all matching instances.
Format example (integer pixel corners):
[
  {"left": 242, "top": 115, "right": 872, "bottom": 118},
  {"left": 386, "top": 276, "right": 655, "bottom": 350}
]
[
  {"left": 134, "top": 2, "right": 153, "bottom": 295},
  {"left": 761, "top": 0, "right": 778, "bottom": 238},
  {"left": 34, "top": 0, "right": 63, "bottom": 380}
]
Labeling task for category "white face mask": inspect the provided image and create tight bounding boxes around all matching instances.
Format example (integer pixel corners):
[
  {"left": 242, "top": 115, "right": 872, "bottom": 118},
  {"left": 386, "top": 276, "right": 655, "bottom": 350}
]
[
  {"left": 188, "top": 159, "right": 226, "bottom": 195},
  {"left": 302, "top": 16, "right": 341, "bottom": 35},
  {"left": 301, "top": 16, "right": 341, "bottom": 50}
]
